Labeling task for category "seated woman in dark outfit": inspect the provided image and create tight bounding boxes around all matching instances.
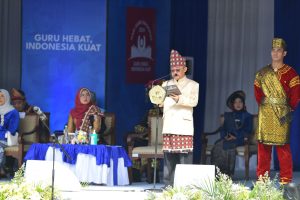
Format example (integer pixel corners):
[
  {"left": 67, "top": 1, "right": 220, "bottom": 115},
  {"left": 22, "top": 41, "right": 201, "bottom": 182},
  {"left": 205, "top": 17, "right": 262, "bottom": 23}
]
[{"left": 211, "top": 91, "right": 253, "bottom": 177}]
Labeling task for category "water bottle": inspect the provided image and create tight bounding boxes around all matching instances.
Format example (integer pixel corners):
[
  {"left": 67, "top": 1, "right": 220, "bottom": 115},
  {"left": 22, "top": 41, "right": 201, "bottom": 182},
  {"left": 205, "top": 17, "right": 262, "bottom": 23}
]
[
  {"left": 64, "top": 125, "right": 69, "bottom": 144},
  {"left": 73, "top": 129, "right": 79, "bottom": 144},
  {"left": 90, "top": 130, "right": 98, "bottom": 145}
]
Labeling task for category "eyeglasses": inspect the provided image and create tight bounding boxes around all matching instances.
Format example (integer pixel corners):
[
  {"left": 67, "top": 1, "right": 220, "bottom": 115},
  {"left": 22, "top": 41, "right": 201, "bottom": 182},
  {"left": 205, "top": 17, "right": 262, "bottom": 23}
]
[{"left": 171, "top": 68, "right": 183, "bottom": 73}]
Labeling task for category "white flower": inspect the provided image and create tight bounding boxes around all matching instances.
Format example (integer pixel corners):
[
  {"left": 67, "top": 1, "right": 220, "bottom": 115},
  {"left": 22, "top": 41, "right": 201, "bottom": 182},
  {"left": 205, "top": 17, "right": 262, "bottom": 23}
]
[
  {"left": 30, "top": 191, "right": 42, "bottom": 200},
  {"left": 172, "top": 192, "right": 188, "bottom": 200},
  {"left": 7, "top": 195, "right": 24, "bottom": 200}
]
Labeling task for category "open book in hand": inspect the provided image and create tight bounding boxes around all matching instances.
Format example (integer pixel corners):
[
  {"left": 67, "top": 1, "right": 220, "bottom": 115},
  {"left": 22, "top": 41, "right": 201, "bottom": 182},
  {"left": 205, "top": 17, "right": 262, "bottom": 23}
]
[{"left": 163, "top": 84, "right": 181, "bottom": 96}]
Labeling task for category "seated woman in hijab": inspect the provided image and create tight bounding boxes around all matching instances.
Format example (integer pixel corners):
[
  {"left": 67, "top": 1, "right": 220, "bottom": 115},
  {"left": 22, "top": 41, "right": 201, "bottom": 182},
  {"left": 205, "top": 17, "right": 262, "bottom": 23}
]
[
  {"left": 67, "top": 88, "right": 103, "bottom": 144},
  {"left": 0, "top": 89, "right": 20, "bottom": 176},
  {"left": 211, "top": 91, "right": 253, "bottom": 177}
]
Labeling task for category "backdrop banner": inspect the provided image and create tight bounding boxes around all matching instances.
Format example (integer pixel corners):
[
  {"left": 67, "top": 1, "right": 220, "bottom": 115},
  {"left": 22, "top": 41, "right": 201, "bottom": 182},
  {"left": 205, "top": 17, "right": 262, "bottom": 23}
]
[
  {"left": 126, "top": 7, "right": 156, "bottom": 84},
  {"left": 274, "top": 0, "right": 300, "bottom": 170},
  {"left": 22, "top": 0, "right": 107, "bottom": 131}
]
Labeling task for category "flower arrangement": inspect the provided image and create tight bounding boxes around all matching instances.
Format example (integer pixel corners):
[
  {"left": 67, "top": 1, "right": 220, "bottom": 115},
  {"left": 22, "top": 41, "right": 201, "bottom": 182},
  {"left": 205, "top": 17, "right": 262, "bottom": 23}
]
[
  {"left": 69, "top": 130, "right": 89, "bottom": 144},
  {"left": 0, "top": 165, "right": 61, "bottom": 200},
  {"left": 146, "top": 170, "right": 284, "bottom": 200},
  {"left": 77, "top": 130, "right": 89, "bottom": 144}
]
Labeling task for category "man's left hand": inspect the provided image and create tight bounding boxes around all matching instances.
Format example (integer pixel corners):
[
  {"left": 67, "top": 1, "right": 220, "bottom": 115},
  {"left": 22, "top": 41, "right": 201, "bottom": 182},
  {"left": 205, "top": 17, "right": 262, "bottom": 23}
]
[
  {"left": 169, "top": 94, "right": 179, "bottom": 103},
  {"left": 279, "top": 112, "right": 293, "bottom": 125}
]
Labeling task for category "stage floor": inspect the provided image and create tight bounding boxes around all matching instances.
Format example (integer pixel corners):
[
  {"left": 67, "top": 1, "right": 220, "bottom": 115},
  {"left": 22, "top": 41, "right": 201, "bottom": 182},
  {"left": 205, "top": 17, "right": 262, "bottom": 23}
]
[
  {"left": 61, "top": 182, "right": 164, "bottom": 200},
  {"left": 1, "top": 170, "right": 300, "bottom": 199},
  {"left": 61, "top": 170, "right": 299, "bottom": 200}
]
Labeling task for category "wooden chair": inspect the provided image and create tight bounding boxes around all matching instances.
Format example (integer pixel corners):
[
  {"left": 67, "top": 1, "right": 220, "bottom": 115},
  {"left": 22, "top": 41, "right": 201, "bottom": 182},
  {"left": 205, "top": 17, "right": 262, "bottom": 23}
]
[
  {"left": 102, "top": 112, "right": 116, "bottom": 145},
  {"left": 4, "top": 113, "right": 40, "bottom": 167},
  {"left": 127, "top": 113, "right": 164, "bottom": 183},
  {"left": 201, "top": 114, "right": 258, "bottom": 180},
  {"left": 38, "top": 112, "right": 50, "bottom": 143}
]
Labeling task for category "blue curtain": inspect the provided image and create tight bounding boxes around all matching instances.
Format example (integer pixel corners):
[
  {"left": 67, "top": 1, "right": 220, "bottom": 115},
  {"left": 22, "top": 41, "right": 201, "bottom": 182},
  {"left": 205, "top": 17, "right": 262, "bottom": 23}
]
[
  {"left": 274, "top": 0, "right": 300, "bottom": 170},
  {"left": 106, "top": 0, "right": 171, "bottom": 145},
  {"left": 170, "top": 0, "right": 208, "bottom": 163}
]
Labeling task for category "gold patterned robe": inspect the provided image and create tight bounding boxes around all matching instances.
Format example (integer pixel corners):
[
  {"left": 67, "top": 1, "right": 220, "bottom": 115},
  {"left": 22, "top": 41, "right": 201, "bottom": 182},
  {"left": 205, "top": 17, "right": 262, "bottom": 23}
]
[{"left": 254, "top": 64, "right": 300, "bottom": 145}]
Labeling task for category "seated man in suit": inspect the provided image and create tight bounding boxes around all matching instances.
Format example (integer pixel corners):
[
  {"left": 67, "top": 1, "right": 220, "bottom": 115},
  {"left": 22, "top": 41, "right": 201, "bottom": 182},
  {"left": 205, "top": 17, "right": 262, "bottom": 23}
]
[
  {"left": 11, "top": 88, "right": 49, "bottom": 143},
  {"left": 10, "top": 88, "right": 34, "bottom": 115}
]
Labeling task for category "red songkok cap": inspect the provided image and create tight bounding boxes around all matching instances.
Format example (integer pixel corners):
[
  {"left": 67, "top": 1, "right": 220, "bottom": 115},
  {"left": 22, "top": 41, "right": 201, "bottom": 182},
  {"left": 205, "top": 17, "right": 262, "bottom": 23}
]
[
  {"left": 11, "top": 88, "right": 25, "bottom": 101},
  {"left": 170, "top": 49, "right": 186, "bottom": 69}
]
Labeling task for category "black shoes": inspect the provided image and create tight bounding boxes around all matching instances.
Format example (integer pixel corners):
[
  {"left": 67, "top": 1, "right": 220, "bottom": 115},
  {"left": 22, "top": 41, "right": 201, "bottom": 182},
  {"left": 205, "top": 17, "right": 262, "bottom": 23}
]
[{"left": 161, "top": 185, "right": 172, "bottom": 190}]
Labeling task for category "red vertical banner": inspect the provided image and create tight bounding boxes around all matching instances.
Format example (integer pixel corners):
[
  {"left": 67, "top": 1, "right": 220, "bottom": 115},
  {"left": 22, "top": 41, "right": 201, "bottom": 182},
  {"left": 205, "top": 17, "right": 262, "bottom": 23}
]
[{"left": 126, "top": 7, "right": 156, "bottom": 83}]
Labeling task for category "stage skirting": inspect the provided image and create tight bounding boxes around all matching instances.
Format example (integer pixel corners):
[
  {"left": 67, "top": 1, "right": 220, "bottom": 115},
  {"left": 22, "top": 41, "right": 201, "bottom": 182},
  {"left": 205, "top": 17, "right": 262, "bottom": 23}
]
[{"left": 24, "top": 143, "right": 132, "bottom": 186}]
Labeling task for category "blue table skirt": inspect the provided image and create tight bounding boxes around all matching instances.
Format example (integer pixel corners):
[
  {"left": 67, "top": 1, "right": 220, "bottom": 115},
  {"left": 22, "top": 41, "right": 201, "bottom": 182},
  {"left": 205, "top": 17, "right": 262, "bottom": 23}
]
[
  {"left": 24, "top": 143, "right": 132, "bottom": 168},
  {"left": 24, "top": 143, "right": 132, "bottom": 185}
]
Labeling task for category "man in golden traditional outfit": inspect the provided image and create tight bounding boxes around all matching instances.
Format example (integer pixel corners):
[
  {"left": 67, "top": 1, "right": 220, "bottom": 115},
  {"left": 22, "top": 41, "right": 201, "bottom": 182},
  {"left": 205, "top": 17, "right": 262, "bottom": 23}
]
[{"left": 254, "top": 38, "right": 300, "bottom": 184}]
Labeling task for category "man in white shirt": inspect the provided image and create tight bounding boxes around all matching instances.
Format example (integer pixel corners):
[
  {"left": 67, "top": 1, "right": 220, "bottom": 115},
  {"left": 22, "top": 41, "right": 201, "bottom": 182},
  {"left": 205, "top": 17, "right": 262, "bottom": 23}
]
[{"left": 161, "top": 50, "right": 199, "bottom": 187}]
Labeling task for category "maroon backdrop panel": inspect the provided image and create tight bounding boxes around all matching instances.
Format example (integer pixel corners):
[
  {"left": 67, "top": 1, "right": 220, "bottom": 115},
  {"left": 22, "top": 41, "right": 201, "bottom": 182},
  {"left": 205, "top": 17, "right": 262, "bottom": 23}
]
[{"left": 126, "top": 7, "right": 156, "bottom": 83}]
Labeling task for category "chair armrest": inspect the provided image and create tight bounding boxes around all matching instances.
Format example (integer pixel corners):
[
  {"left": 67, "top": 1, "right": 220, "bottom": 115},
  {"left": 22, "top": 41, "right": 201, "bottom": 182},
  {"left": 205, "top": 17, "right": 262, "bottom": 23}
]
[
  {"left": 126, "top": 132, "right": 148, "bottom": 147},
  {"left": 244, "top": 136, "right": 250, "bottom": 160},
  {"left": 20, "top": 128, "right": 38, "bottom": 137},
  {"left": 244, "top": 137, "right": 249, "bottom": 144},
  {"left": 201, "top": 126, "right": 222, "bottom": 141},
  {"left": 203, "top": 126, "right": 222, "bottom": 136},
  {"left": 18, "top": 134, "right": 23, "bottom": 144},
  {"left": 102, "top": 127, "right": 111, "bottom": 137},
  {"left": 126, "top": 132, "right": 138, "bottom": 157},
  {"left": 200, "top": 126, "right": 222, "bottom": 164},
  {"left": 244, "top": 131, "right": 255, "bottom": 145},
  {"left": 126, "top": 132, "right": 139, "bottom": 146},
  {"left": 101, "top": 127, "right": 115, "bottom": 145},
  {"left": 18, "top": 126, "right": 39, "bottom": 145}
]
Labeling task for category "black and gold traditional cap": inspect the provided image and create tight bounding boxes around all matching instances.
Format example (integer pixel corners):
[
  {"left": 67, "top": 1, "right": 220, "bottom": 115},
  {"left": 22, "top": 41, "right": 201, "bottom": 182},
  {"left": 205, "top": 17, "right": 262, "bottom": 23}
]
[
  {"left": 226, "top": 90, "right": 246, "bottom": 110},
  {"left": 272, "top": 38, "right": 287, "bottom": 50},
  {"left": 11, "top": 88, "right": 26, "bottom": 101}
]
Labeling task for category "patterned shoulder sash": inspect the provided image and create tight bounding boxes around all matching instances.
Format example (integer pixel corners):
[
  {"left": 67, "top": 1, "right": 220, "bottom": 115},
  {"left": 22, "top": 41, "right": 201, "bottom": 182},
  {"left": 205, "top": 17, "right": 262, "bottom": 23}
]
[
  {"left": 260, "top": 65, "right": 289, "bottom": 119},
  {"left": 80, "top": 105, "right": 103, "bottom": 132}
]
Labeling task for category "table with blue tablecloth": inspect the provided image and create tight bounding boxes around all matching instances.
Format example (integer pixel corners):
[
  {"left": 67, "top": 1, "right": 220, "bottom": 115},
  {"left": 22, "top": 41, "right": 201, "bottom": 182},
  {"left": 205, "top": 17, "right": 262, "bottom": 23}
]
[{"left": 24, "top": 143, "right": 132, "bottom": 186}]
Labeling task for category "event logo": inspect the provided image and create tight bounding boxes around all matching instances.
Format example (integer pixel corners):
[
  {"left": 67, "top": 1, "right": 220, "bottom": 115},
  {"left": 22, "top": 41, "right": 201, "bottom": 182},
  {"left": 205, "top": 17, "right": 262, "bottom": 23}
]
[
  {"left": 129, "top": 20, "right": 153, "bottom": 73},
  {"left": 25, "top": 34, "right": 102, "bottom": 52},
  {"left": 126, "top": 8, "right": 155, "bottom": 83},
  {"left": 130, "top": 20, "right": 153, "bottom": 60}
]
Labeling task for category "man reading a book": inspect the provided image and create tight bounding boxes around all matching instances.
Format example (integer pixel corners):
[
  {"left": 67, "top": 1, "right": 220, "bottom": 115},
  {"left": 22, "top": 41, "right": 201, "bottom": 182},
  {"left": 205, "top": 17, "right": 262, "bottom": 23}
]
[{"left": 161, "top": 49, "right": 199, "bottom": 187}]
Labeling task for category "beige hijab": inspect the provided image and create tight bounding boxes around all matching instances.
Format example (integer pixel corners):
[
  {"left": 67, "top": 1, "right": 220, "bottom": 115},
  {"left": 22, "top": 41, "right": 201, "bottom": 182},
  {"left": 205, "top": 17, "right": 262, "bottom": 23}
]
[{"left": 0, "top": 89, "right": 15, "bottom": 115}]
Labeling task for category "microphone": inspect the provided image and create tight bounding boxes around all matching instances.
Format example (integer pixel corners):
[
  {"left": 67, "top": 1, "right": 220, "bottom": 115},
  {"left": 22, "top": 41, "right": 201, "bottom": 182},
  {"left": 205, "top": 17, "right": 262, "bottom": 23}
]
[
  {"left": 33, "top": 106, "right": 47, "bottom": 121},
  {"left": 33, "top": 106, "right": 55, "bottom": 138},
  {"left": 151, "top": 74, "right": 170, "bottom": 87}
]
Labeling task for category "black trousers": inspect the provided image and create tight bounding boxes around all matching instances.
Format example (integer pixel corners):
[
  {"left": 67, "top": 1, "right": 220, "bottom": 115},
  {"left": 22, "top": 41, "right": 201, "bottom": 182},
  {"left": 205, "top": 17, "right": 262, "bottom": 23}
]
[{"left": 163, "top": 152, "right": 193, "bottom": 186}]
